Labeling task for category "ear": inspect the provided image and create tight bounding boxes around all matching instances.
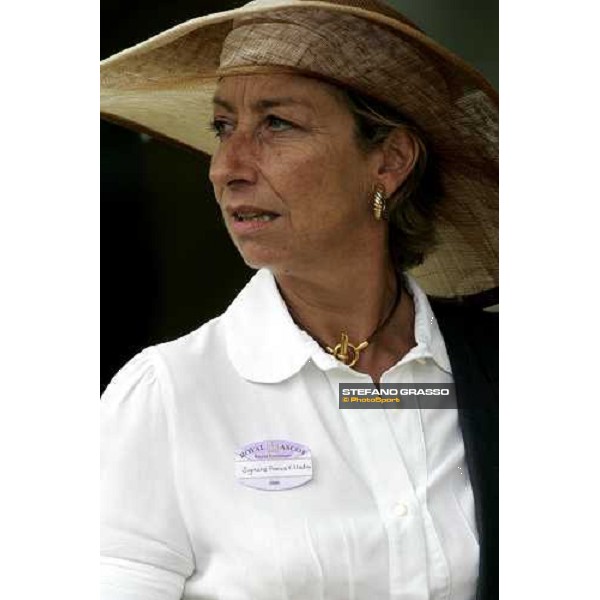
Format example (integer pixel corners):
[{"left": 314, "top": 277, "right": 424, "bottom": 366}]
[{"left": 375, "top": 127, "right": 421, "bottom": 198}]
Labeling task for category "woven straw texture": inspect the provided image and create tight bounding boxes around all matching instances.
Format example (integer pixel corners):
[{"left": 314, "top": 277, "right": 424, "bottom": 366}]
[{"left": 101, "top": 0, "right": 498, "bottom": 299}]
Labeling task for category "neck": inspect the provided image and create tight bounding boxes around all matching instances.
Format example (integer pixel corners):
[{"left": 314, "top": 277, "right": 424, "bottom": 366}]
[{"left": 273, "top": 249, "right": 416, "bottom": 381}]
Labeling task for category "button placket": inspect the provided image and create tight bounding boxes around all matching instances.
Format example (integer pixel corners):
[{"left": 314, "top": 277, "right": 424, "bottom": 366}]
[{"left": 326, "top": 370, "right": 429, "bottom": 598}]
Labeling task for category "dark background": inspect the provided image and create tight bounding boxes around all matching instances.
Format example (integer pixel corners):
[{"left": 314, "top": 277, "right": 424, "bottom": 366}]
[{"left": 101, "top": 0, "right": 498, "bottom": 390}]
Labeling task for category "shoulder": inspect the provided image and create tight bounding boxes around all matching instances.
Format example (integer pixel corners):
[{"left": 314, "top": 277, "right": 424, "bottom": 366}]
[
  {"left": 153, "top": 314, "right": 236, "bottom": 388},
  {"left": 101, "top": 270, "right": 270, "bottom": 410},
  {"left": 102, "top": 314, "right": 230, "bottom": 411}
]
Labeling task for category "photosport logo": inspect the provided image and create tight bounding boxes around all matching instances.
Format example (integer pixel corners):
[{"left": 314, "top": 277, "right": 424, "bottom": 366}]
[{"left": 338, "top": 383, "right": 456, "bottom": 409}]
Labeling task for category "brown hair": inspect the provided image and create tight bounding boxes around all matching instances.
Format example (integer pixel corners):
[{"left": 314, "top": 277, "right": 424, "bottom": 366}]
[{"left": 342, "top": 89, "right": 442, "bottom": 273}]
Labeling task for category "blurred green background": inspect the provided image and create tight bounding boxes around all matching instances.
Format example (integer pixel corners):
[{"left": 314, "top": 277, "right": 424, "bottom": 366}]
[{"left": 101, "top": 0, "right": 498, "bottom": 389}]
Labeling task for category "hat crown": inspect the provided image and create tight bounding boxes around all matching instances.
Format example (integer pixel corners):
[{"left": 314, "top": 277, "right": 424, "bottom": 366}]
[{"left": 241, "top": 0, "right": 423, "bottom": 32}]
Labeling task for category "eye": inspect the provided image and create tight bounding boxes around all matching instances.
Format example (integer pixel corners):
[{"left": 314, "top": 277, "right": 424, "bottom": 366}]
[
  {"left": 209, "top": 118, "right": 234, "bottom": 139},
  {"left": 265, "top": 115, "right": 294, "bottom": 132}
]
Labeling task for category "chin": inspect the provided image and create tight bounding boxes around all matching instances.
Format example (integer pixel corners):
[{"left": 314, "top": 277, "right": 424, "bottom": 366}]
[
  {"left": 234, "top": 238, "right": 312, "bottom": 276},
  {"left": 236, "top": 244, "right": 285, "bottom": 271},
  {"left": 240, "top": 250, "right": 319, "bottom": 280}
]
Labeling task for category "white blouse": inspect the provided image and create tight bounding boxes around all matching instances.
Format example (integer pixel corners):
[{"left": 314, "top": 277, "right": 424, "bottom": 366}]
[{"left": 101, "top": 269, "right": 479, "bottom": 599}]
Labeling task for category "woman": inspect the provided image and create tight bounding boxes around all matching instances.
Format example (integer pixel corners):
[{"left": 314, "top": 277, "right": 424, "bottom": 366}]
[{"left": 100, "top": 1, "right": 498, "bottom": 599}]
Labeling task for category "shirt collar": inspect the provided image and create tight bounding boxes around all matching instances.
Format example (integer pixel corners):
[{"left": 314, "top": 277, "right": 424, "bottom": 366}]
[
  {"left": 223, "top": 269, "right": 314, "bottom": 383},
  {"left": 403, "top": 274, "right": 452, "bottom": 374},
  {"left": 223, "top": 269, "right": 451, "bottom": 383}
]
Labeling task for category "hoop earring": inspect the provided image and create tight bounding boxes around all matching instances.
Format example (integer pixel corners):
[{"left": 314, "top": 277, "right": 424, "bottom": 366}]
[{"left": 372, "top": 184, "right": 387, "bottom": 221}]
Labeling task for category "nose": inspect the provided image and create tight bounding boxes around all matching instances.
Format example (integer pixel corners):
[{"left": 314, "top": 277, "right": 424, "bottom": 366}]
[{"left": 209, "top": 129, "right": 259, "bottom": 190}]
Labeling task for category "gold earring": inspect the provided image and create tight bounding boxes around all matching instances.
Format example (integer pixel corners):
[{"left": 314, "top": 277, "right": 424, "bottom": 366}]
[{"left": 372, "top": 184, "right": 386, "bottom": 221}]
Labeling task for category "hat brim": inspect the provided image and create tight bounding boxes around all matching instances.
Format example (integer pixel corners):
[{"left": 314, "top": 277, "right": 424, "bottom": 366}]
[{"left": 101, "top": 1, "right": 498, "bottom": 301}]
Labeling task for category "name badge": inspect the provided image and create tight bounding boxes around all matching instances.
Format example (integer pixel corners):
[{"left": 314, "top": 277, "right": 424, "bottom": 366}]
[{"left": 235, "top": 439, "right": 313, "bottom": 491}]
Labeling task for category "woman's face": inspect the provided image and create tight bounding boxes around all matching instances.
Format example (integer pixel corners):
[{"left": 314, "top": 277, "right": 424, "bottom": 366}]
[{"left": 209, "top": 73, "right": 380, "bottom": 275}]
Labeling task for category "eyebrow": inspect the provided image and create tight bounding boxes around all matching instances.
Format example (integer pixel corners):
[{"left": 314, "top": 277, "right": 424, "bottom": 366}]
[{"left": 212, "top": 96, "right": 312, "bottom": 113}]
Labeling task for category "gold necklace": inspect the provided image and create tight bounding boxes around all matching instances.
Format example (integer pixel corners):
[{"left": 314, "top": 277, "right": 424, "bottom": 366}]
[
  {"left": 326, "top": 332, "right": 369, "bottom": 368},
  {"left": 325, "top": 281, "right": 401, "bottom": 367},
  {"left": 288, "top": 280, "right": 402, "bottom": 368}
]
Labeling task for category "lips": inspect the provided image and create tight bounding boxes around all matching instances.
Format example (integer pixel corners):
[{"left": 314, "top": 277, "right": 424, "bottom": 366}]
[
  {"left": 233, "top": 211, "right": 279, "bottom": 223},
  {"left": 226, "top": 205, "right": 282, "bottom": 233},
  {"left": 228, "top": 205, "right": 281, "bottom": 223}
]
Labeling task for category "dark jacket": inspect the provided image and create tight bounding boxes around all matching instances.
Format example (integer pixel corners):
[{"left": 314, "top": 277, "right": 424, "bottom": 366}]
[{"left": 430, "top": 300, "right": 499, "bottom": 600}]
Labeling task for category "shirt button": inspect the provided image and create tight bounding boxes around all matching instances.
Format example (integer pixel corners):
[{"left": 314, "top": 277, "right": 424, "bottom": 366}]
[
  {"left": 416, "top": 358, "right": 427, "bottom": 365},
  {"left": 393, "top": 502, "right": 408, "bottom": 517}
]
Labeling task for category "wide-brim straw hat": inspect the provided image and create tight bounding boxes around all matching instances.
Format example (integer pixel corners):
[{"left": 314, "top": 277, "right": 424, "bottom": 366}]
[{"left": 101, "top": 0, "right": 498, "bottom": 302}]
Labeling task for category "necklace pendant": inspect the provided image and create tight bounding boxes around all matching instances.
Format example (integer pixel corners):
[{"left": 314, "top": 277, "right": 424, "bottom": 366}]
[{"left": 326, "top": 332, "right": 369, "bottom": 367}]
